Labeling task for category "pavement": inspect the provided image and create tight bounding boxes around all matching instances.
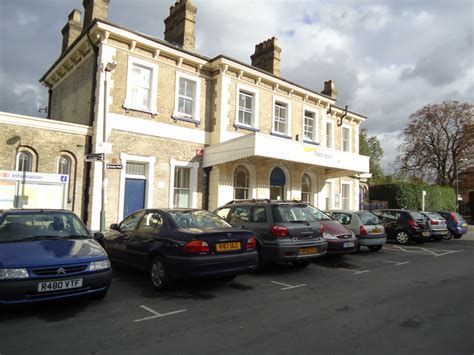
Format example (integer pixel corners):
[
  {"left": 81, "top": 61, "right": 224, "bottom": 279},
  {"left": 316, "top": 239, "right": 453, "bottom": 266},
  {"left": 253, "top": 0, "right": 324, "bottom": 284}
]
[{"left": 1, "top": 233, "right": 474, "bottom": 355}]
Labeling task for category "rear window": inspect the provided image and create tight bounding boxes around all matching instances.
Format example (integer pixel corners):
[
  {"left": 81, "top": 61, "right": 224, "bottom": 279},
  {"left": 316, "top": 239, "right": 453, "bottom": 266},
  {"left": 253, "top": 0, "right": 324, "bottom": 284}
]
[
  {"left": 332, "top": 212, "right": 352, "bottom": 225},
  {"left": 357, "top": 212, "right": 379, "bottom": 225},
  {"left": 273, "top": 205, "right": 318, "bottom": 223},
  {"left": 169, "top": 210, "right": 231, "bottom": 229},
  {"left": 427, "top": 212, "right": 442, "bottom": 220},
  {"left": 409, "top": 211, "right": 425, "bottom": 221}
]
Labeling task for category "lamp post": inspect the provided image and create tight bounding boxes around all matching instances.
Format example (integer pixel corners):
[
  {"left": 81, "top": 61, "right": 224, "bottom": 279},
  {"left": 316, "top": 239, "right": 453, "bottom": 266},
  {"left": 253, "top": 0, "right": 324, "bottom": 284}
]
[{"left": 100, "top": 62, "right": 117, "bottom": 232}]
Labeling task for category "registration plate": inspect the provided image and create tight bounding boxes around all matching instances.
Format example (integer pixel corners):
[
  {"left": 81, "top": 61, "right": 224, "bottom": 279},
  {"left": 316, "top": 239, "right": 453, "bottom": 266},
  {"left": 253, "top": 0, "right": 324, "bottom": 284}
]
[
  {"left": 343, "top": 242, "right": 355, "bottom": 248},
  {"left": 372, "top": 228, "right": 382, "bottom": 234},
  {"left": 299, "top": 246, "right": 317, "bottom": 255},
  {"left": 38, "top": 279, "right": 83, "bottom": 293},
  {"left": 462, "top": 223, "right": 468, "bottom": 227},
  {"left": 216, "top": 242, "right": 241, "bottom": 252},
  {"left": 422, "top": 231, "right": 430, "bottom": 237}
]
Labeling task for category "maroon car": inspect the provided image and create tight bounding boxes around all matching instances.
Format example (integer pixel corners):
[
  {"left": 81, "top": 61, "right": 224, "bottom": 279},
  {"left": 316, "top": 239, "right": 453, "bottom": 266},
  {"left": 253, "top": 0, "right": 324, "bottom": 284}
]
[{"left": 307, "top": 206, "right": 358, "bottom": 256}]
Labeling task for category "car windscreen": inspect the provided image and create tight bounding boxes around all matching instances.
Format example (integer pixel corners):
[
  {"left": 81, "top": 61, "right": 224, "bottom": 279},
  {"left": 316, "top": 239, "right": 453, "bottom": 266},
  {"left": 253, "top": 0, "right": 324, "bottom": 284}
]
[
  {"left": 272, "top": 205, "right": 318, "bottom": 223},
  {"left": 0, "top": 212, "right": 90, "bottom": 243},
  {"left": 306, "top": 205, "right": 332, "bottom": 221},
  {"left": 169, "top": 210, "right": 232, "bottom": 229},
  {"left": 357, "top": 212, "right": 379, "bottom": 225}
]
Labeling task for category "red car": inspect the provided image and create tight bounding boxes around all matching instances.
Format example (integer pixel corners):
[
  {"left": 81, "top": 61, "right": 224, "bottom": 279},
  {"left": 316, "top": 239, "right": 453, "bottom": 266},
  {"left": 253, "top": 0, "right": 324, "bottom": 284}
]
[{"left": 307, "top": 206, "right": 358, "bottom": 256}]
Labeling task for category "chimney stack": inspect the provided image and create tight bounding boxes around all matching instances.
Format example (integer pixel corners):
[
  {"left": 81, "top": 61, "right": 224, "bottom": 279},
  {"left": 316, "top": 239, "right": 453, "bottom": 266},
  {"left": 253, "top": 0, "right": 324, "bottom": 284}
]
[
  {"left": 61, "top": 9, "right": 83, "bottom": 53},
  {"left": 321, "top": 80, "right": 337, "bottom": 99},
  {"left": 250, "top": 37, "right": 282, "bottom": 77},
  {"left": 83, "top": 0, "right": 110, "bottom": 29},
  {"left": 164, "top": 0, "right": 197, "bottom": 51}
]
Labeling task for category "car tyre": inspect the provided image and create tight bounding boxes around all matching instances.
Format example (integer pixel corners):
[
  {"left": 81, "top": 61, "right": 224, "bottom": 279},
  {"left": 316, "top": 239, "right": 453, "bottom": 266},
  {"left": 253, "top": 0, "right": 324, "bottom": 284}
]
[
  {"left": 252, "top": 246, "right": 267, "bottom": 272},
  {"left": 432, "top": 236, "right": 442, "bottom": 241},
  {"left": 219, "top": 275, "right": 237, "bottom": 282},
  {"left": 368, "top": 245, "right": 382, "bottom": 252},
  {"left": 395, "top": 231, "right": 410, "bottom": 245},
  {"left": 443, "top": 230, "right": 453, "bottom": 240},
  {"left": 292, "top": 260, "right": 311, "bottom": 267},
  {"left": 150, "top": 256, "right": 169, "bottom": 291}
]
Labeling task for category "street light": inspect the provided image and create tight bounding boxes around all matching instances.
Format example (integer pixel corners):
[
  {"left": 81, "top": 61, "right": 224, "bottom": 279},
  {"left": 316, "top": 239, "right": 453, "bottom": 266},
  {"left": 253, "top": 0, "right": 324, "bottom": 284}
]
[
  {"left": 100, "top": 61, "right": 116, "bottom": 232},
  {"left": 455, "top": 158, "right": 468, "bottom": 213}
]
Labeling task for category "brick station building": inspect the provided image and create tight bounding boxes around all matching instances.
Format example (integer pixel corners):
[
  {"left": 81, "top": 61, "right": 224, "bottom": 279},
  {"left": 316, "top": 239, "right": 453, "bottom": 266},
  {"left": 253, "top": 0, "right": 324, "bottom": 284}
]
[{"left": 0, "top": 0, "right": 370, "bottom": 230}]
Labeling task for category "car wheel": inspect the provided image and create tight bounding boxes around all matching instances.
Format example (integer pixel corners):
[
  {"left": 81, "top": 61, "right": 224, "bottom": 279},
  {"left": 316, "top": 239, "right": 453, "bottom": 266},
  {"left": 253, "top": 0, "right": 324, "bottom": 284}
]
[
  {"left": 432, "top": 236, "right": 442, "bottom": 241},
  {"left": 443, "top": 231, "right": 453, "bottom": 240},
  {"left": 253, "top": 246, "right": 267, "bottom": 272},
  {"left": 453, "top": 233, "right": 462, "bottom": 239},
  {"left": 292, "top": 260, "right": 311, "bottom": 267},
  {"left": 220, "top": 275, "right": 237, "bottom": 282},
  {"left": 368, "top": 245, "right": 382, "bottom": 252},
  {"left": 395, "top": 231, "right": 410, "bottom": 245},
  {"left": 150, "top": 256, "right": 169, "bottom": 291}
]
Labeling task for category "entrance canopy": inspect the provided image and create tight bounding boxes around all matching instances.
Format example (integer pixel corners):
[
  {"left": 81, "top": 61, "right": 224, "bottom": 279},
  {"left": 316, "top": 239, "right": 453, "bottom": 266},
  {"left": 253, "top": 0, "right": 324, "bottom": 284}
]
[{"left": 203, "top": 132, "right": 370, "bottom": 178}]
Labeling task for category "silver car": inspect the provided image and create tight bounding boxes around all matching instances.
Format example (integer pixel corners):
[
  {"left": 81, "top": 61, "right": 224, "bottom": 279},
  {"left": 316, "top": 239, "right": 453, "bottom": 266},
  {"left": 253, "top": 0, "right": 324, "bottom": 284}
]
[
  {"left": 327, "top": 210, "right": 387, "bottom": 251},
  {"left": 420, "top": 212, "right": 448, "bottom": 241}
]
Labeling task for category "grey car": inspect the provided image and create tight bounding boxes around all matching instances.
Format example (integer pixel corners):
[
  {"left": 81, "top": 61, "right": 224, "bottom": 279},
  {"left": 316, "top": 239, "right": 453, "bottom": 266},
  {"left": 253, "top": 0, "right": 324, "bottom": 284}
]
[
  {"left": 215, "top": 201, "right": 328, "bottom": 269},
  {"left": 327, "top": 210, "right": 387, "bottom": 251},
  {"left": 420, "top": 212, "right": 448, "bottom": 241}
]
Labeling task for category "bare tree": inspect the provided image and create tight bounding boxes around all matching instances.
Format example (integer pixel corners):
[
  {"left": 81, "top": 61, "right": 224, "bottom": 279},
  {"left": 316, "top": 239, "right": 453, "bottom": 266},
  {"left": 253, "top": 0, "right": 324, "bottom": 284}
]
[{"left": 398, "top": 100, "right": 474, "bottom": 186}]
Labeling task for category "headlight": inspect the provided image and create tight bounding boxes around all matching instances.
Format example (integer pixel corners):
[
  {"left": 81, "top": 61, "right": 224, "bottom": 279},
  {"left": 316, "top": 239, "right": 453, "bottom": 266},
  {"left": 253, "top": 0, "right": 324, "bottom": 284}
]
[
  {"left": 0, "top": 268, "right": 29, "bottom": 280},
  {"left": 89, "top": 259, "right": 111, "bottom": 271},
  {"left": 323, "top": 232, "right": 338, "bottom": 240}
]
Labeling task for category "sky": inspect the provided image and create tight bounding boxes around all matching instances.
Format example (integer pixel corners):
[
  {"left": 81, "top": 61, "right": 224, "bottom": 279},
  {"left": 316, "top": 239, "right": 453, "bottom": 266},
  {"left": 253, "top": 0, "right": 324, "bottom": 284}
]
[{"left": 0, "top": 0, "right": 473, "bottom": 172}]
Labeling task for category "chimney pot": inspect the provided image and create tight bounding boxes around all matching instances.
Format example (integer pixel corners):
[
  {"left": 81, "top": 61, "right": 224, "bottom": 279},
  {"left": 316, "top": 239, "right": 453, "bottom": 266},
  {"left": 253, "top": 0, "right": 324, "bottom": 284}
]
[
  {"left": 61, "top": 9, "right": 83, "bottom": 53},
  {"left": 82, "top": 0, "right": 110, "bottom": 30},
  {"left": 251, "top": 37, "right": 282, "bottom": 76},
  {"left": 164, "top": 0, "right": 197, "bottom": 51},
  {"left": 321, "top": 80, "right": 337, "bottom": 99}
]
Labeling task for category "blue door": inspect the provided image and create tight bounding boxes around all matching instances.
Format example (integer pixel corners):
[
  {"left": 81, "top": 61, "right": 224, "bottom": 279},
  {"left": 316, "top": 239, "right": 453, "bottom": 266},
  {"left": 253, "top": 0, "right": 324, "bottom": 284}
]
[{"left": 124, "top": 178, "right": 146, "bottom": 218}]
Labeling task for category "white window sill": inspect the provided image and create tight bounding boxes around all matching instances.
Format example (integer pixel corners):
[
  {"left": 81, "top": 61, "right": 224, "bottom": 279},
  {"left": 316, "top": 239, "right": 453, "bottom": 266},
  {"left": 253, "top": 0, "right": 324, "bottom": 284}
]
[{"left": 123, "top": 103, "right": 158, "bottom": 116}]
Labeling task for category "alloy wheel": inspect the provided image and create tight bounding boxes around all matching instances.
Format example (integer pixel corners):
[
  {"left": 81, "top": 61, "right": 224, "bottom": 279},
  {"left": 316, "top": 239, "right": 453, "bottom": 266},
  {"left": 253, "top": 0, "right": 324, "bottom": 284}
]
[{"left": 396, "top": 231, "right": 409, "bottom": 245}]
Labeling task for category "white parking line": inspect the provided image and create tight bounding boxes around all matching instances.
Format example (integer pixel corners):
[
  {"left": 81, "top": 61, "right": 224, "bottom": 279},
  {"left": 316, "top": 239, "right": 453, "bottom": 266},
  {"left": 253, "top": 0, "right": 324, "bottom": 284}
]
[
  {"left": 434, "top": 250, "right": 464, "bottom": 257},
  {"left": 134, "top": 305, "right": 186, "bottom": 323},
  {"left": 384, "top": 245, "right": 464, "bottom": 257},
  {"left": 270, "top": 280, "right": 307, "bottom": 291},
  {"left": 381, "top": 260, "right": 410, "bottom": 266},
  {"left": 337, "top": 268, "right": 370, "bottom": 275}
]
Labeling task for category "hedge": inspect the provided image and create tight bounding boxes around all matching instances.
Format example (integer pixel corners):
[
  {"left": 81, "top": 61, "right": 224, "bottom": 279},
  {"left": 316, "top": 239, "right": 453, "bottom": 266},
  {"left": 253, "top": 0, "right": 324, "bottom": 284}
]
[{"left": 369, "top": 182, "right": 456, "bottom": 211}]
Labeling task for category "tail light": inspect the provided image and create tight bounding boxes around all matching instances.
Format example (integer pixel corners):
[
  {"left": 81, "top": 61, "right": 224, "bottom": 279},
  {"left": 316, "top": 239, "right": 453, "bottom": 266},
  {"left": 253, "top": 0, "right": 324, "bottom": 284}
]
[
  {"left": 245, "top": 237, "right": 257, "bottom": 250},
  {"left": 430, "top": 220, "right": 439, "bottom": 225},
  {"left": 407, "top": 219, "right": 417, "bottom": 227},
  {"left": 450, "top": 212, "right": 458, "bottom": 224},
  {"left": 270, "top": 224, "right": 289, "bottom": 237},
  {"left": 184, "top": 240, "right": 209, "bottom": 253},
  {"left": 319, "top": 224, "right": 324, "bottom": 236},
  {"left": 359, "top": 225, "right": 368, "bottom": 236}
]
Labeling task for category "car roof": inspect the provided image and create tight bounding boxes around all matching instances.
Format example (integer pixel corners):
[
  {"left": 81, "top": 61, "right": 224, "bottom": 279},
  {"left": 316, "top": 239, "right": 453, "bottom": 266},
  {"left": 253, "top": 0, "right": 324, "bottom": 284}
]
[
  {"left": 223, "top": 199, "right": 307, "bottom": 206},
  {"left": 0, "top": 209, "right": 72, "bottom": 214}
]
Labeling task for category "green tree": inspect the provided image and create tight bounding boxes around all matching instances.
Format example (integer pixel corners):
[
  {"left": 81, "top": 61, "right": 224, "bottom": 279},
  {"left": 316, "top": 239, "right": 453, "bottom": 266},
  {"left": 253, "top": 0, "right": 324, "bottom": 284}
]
[{"left": 359, "top": 128, "right": 384, "bottom": 182}]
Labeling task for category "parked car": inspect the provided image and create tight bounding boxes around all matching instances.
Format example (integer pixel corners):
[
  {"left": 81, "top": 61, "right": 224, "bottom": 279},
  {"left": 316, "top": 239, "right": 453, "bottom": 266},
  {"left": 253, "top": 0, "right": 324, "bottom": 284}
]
[
  {"left": 103, "top": 208, "right": 258, "bottom": 290},
  {"left": 306, "top": 206, "right": 358, "bottom": 256},
  {"left": 0, "top": 209, "right": 112, "bottom": 305},
  {"left": 437, "top": 211, "right": 469, "bottom": 239},
  {"left": 372, "top": 209, "right": 430, "bottom": 245},
  {"left": 419, "top": 212, "right": 448, "bottom": 241},
  {"left": 326, "top": 210, "right": 386, "bottom": 251},
  {"left": 214, "top": 200, "right": 327, "bottom": 269}
]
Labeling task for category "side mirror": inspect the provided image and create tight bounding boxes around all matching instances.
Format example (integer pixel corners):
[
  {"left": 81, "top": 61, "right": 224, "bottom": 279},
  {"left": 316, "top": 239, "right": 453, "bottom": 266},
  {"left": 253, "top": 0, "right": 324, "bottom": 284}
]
[
  {"left": 110, "top": 223, "right": 119, "bottom": 231},
  {"left": 93, "top": 232, "right": 104, "bottom": 241}
]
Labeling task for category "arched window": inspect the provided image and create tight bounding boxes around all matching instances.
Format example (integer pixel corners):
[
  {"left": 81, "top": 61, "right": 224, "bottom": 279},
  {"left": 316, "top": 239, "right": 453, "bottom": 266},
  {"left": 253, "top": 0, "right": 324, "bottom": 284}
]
[
  {"left": 301, "top": 173, "right": 311, "bottom": 203},
  {"left": 234, "top": 165, "right": 249, "bottom": 199},
  {"left": 16, "top": 151, "right": 32, "bottom": 172},
  {"left": 270, "top": 167, "right": 286, "bottom": 200},
  {"left": 58, "top": 155, "right": 72, "bottom": 175}
]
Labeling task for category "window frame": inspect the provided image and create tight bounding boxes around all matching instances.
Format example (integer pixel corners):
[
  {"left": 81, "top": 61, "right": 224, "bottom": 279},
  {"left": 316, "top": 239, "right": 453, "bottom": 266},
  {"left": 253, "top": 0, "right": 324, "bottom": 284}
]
[
  {"left": 341, "top": 124, "right": 351, "bottom": 152},
  {"left": 169, "top": 159, "right": 199, "bottom": 209},
  {"left": 302, "top": 106, "right": 318, "bottom": 143},
  {"left": 325, "top": 120, "right": 334, "bottom": 149},
  {"left": 272, "top": 96, "right": 292, "bottom": 138},
  {"left": 234, "top": 165, "right": 250, "bottom": 200},
  {"left": 16, "top": 150, "right": 33, "bottom": 172},
  {"left": 341, "top": 182, "right": 351, "bottom": 210},
  {"left": 124, "top": 56, "right": 159, "bottom": 115},
  {"left": 235, "top": 83, "right": 259, "bottom": 130},
  {"left": 301, "top": 173, "right": 312, "bottom": 203},
  {"left": 173, "top": 71, "right": 201, "bottom": 123}
]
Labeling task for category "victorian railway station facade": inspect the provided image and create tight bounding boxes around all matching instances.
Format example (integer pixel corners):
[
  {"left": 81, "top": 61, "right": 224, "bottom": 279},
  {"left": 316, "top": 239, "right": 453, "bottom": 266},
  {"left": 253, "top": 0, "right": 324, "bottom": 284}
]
[{"left": 0, "top": 0, "right": 370, "bottom": 230}]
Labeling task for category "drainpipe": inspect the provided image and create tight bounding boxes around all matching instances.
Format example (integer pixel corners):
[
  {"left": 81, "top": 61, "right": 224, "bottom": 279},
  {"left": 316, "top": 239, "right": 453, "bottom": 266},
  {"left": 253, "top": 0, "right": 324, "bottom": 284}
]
[{"left": 204, "top": 166, "right": 212, "bottom": 211}]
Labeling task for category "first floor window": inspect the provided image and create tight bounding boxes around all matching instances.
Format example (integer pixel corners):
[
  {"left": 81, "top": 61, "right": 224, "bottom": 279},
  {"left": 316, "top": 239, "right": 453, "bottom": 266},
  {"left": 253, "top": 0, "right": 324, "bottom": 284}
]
[
  {"left": 342, "top": 127, "right": 350, "bottom": 152},
  {"left": 178, "top": 77, "right": 196, "bottom": 117},
  {"left": 301, "top": 174, "right": 311, "bottom": 203},
  {"left": 273, "top": 102, "right": 287, "bottom": 134},
  {"left": 234, "top": 165, "right": 249, "bottom": 199},
  {"left": 304, "top": 111, "right": 315, "bottom": 141},
  {"left": 326, "top": 122, "right": 333, "bottom": 148},
  {"left": 342, "top": 183, "right": 351, "bottom": 210},
  {"left": 238, "top": 91, "right": 254, "bottom": 126},
  {"left": 130, "top": 64, "right": 152, "bottom": 109},
  {"left": 16, "top": 151, "right": 33, "bottom": 172},
  {"left": 174, "top": 167, "right": 191, "bottom": 208}
]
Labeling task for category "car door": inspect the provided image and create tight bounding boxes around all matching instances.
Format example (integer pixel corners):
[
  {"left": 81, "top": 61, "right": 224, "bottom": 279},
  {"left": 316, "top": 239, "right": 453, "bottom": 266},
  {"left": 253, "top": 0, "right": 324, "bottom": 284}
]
[
  {"left": 104, "top": 210, "right": 145, "bottom": 263},
  {"left": 374, "top": 211, "right": 396, "bottom": 239},
  {"left": 125, "top": 211, "right": 165, "bottom": 270}
]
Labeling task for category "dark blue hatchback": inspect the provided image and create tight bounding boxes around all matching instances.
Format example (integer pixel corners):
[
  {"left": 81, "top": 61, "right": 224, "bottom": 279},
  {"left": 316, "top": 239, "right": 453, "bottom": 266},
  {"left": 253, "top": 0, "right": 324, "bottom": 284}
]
[{"left": 0, "top": 209, "right": 112, "bottom": 304}]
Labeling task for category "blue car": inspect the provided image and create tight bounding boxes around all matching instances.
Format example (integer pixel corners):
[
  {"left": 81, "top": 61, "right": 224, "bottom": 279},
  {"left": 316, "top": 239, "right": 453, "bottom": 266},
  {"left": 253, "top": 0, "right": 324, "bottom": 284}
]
[
  {"left": 437, "top": 211, "right": 469, "bottom": 239},
  {"left": 0, "top": 209, "right": 112, "bottom": 304}
]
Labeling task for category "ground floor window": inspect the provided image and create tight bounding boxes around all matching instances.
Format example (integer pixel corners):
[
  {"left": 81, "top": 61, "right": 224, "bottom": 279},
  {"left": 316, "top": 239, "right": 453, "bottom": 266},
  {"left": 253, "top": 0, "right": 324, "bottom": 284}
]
[
  {"left": 173, "top": 167, "right": 191, "bottom": 208},
  {"left": 234, "top": 165, "right": 250, "bottom": 200},
  {"left": 324, "top": 182, "right": 332, "bottom": 210},
  {"left": 342, "top": 183, "right": 351, "bottom": 210},
  {"left": 301, "top": 173, "right": 311, "bottom": 203},
  {"left": 270, "top": 167, "right": 286, "bottom": 200}
]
